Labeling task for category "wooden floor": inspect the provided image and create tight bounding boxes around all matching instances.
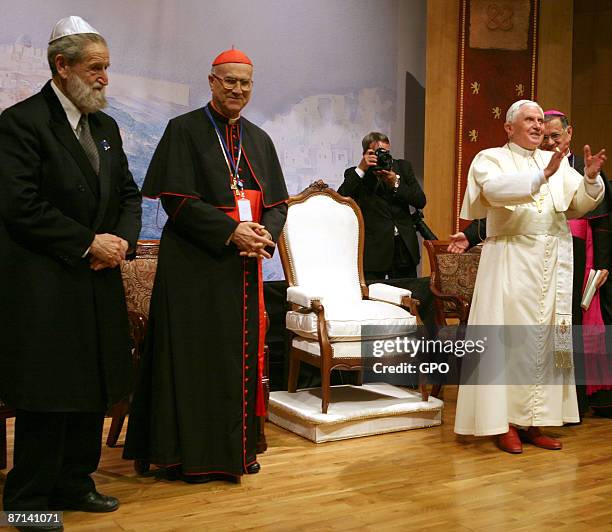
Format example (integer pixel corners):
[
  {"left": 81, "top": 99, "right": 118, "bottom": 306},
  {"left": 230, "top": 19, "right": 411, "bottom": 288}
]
[{"left": 2, "top": 386, "right": 612, "bottom": 531}]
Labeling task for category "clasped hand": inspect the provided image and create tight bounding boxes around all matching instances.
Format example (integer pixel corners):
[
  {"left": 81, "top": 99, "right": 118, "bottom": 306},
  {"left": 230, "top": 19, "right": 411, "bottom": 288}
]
[
  {"left": 231, "top": 222, "right": 275, "bottom": 259},
  {"left": 89, "top": 233, "right": 128, "bottom": 271}
]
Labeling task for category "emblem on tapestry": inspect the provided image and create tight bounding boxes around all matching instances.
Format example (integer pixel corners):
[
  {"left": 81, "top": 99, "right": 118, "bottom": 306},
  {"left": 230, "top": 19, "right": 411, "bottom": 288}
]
[{"left": 469, "top": 0, "right": 531, "bottom": 51}]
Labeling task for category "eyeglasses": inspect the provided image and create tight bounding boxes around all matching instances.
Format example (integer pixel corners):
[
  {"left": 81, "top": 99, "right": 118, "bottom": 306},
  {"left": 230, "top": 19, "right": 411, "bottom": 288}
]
[
  {"left": 542, "top": 132, "right": 565, "bottom": 143},
  {"left": 211, "top": 73, "right": 253, "bottom": 91}
]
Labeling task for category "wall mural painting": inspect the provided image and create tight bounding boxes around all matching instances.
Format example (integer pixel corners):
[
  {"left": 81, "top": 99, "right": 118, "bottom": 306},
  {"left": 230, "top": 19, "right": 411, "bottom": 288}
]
[{"left": 0, "top": 1, "right": 425, "bottom": 279}]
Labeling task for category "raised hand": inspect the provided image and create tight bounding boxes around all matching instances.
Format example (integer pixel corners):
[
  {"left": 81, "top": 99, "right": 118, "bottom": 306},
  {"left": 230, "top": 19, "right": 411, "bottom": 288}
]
[
  {"left": 357, "top": 149, "right": 378, "bottom": 173},
  {"left": 543, "top": 138, "right": 570, "bottom": 179},
  {"left": 584, "top": 145, "right": 607, "bottom": 180}
]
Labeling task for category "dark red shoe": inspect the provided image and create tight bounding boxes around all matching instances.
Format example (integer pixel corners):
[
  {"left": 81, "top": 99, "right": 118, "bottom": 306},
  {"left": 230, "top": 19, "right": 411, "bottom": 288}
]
[
  {"left": 519, "top": 427, "right": 562, "bottom": 450},
  {"left": 497, "top": 426, "right": 523, "bottom": 453}
]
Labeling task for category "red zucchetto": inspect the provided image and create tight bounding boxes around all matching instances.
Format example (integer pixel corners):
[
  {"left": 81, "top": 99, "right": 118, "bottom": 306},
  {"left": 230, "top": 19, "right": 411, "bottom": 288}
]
[{"left": 212, "top": 48, "right": 252, "bottom": 66}]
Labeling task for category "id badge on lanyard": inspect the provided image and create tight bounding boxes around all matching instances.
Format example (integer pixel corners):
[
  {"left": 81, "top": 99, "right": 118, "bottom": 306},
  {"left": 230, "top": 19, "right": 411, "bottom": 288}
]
[
  {"left": 205, "top": 106, "right": 250, "bottom": 217},
  {"left": 238, "top": 197, "right": 253, "bottom": 221}
]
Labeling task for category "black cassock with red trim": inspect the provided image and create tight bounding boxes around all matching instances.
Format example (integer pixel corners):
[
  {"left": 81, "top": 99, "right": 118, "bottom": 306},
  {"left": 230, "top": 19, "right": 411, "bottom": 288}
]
[{"left": 124, "top": 103, "right": 287, "bottom": 477}]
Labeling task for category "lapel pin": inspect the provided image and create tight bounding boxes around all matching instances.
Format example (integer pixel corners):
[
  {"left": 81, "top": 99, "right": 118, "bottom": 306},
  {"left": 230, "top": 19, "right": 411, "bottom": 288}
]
[{"left": 101, "top": 139, "right": 111, "bottom": 151}]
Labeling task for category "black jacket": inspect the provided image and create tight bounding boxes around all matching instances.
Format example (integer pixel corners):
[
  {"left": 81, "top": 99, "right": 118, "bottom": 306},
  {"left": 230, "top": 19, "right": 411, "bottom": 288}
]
[
  {"left": 0, "top": 81, "right": 142, "bottom": 411},
  {"left": 338, "top": 159, "right": 426, "bottom": 272}
]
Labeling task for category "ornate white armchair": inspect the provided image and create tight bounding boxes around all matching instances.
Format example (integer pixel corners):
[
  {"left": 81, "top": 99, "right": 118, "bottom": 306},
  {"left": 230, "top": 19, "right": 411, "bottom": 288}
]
[{"left": 278, "top": 181, "right": 428, "bottom": 413}]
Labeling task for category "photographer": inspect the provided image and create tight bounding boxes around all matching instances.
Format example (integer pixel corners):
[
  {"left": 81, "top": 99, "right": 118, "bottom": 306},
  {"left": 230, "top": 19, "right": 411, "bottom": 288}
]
[{"left": 338, "top": 132, "right": 427, "bottom": 280}]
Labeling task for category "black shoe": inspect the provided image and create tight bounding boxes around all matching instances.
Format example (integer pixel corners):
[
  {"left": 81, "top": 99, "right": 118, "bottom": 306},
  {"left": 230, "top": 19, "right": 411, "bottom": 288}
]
[
  {"left": 163, "top": 465, "right": 182, "bottom": 481},
  {"left": 246, "top": 462, "right": 261, "bottom": 474},
  {"left": 180, "top": 472, "right": 240, "bottom": 484},
  {"left": 180, "top": 473, "right": 211, "bottom": 484},
  {"left": 51, "top": 491, "right": 119, "bottom": 513}
]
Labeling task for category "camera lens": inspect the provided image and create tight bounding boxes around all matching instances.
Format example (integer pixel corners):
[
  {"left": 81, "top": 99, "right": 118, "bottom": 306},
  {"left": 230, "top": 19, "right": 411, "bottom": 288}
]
[{"left": 374, "top": 148, "right": 393, "bottom": 171}]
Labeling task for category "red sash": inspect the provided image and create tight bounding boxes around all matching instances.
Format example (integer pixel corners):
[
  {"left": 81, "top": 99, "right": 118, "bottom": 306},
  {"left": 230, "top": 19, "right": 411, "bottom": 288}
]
[
  {"left": 568, "top": 218, "right": 611, "bottom": 395},
  {"left": 225, "top": 190, "right": 267, "bottom": 415}
]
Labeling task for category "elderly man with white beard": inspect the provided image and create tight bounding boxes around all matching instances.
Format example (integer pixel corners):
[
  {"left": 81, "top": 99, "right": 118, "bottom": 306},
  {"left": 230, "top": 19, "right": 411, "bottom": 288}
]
[
  {"left": 453, "top": 100, "right": 606, "bottom": 454},
  {"left": 0, "top": 16, "right": 141, "bottom": 529}
]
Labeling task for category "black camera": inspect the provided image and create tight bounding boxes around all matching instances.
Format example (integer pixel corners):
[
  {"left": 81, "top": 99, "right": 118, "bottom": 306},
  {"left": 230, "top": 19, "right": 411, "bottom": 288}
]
[
  {"left": 373, "top": 148, "right": 393, "bottom": 171},
  {"left": 411, "top": 209, "right": 438, "bottom": 240}
]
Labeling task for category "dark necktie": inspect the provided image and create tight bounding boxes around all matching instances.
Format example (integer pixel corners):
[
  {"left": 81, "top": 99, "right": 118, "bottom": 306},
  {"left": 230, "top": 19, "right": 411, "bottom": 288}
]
[{"left": 78, "top": 114, "right": 100, "bottom": 174}]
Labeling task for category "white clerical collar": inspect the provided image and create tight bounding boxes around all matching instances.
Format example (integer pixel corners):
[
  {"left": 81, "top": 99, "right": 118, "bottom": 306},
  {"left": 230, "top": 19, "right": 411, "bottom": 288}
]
[
  {"left": 50, "top": 79, "right": 82, "bottom": 135},
  {"left": 209, "top": 101, "right": 240, "bottom": 124},
  {"left": 507, "top": 141, "right": 537, "bottom": 157}
]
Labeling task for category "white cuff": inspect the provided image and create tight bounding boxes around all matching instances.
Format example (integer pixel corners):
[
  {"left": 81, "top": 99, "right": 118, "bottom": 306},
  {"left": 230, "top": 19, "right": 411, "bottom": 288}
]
[
  {"left": 530, "top": 170, "right": 546, "bottom": 194},
  {"left": 355, "top": 167, "right": 365, "bottom": 178},
  {"left": 584, "top": 174, "right": 604, "bottom": 199}
]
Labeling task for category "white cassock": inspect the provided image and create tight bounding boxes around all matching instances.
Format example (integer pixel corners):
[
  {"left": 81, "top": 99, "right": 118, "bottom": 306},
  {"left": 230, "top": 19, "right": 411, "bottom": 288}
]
[{"left": 454, "top": 142, "right": 604, "bottom": 436}]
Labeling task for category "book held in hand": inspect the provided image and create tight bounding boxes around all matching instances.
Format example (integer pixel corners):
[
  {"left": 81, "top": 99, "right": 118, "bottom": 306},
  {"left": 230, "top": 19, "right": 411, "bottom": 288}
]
[{"left": 581, "top": 269, "right": 602, "bottom": 310}]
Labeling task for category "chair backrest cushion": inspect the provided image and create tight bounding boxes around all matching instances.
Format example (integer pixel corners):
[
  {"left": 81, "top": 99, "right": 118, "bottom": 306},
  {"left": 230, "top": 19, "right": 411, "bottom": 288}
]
[
  {"left": 436, "top": 250, "right": 481, "bottom": 305},
  {"left": 282, "top": 194, "right": 362, "bottom": 304},
  {"left": 120, "top": 242, "right": 159, "bottom": 318}
]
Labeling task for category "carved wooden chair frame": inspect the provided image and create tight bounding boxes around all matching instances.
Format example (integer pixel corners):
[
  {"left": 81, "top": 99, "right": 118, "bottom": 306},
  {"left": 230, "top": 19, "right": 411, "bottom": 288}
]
[
  {"left": 278, "top": 180, "right": 427, "bottom": 414},
  {"left": 424, "top": 240, "right": 482, "bottom": 326}
]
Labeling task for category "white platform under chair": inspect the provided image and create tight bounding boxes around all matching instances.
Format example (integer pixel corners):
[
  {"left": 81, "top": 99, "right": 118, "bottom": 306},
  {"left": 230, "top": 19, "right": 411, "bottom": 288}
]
[{"left": 269, "top": 383, "right": 443, "bottom": 443}]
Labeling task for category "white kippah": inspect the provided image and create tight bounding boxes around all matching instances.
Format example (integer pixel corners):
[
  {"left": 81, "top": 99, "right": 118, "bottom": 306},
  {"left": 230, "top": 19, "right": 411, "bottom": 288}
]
[
  {"left": 505, "top": 99, "right": 543, "bottom": 123},
  {"left": 49, "top": 16, "right": 100, "bottom": 44}
]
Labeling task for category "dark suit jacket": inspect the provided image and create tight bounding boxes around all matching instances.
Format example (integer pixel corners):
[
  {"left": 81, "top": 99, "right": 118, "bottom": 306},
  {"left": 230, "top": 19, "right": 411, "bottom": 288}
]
[
  {"left": 338, "top": 159, "right": 426, "bottom": 272},
  {"left": 0, "top": 80, "right": 142, "bottom": 411}
]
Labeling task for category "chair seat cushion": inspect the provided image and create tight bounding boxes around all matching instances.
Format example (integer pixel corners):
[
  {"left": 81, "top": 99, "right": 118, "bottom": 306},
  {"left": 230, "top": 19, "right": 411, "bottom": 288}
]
[
  {"left": 286, "top": 299, "right": 417, "bottom": 341},
  {"left": 292, "top": 337, "right": 363, "bottom": 358}
]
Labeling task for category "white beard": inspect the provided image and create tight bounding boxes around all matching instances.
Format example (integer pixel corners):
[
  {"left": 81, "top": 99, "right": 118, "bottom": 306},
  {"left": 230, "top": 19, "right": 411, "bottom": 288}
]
[{"left": 66, "top": 74, "right": 107, "bottom": 114}]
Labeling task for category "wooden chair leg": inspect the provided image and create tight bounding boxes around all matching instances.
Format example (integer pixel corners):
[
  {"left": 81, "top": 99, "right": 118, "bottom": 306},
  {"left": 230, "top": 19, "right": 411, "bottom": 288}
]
[
  {"left": 256, "top": 416, "right": 268, "bottom": 453},
  {"left": 256, "top": 345, "right": 270, "bottom": 453},
  {"left": 287, "top": 353, "right": 300, "bottom": 393},
  {"left": 0, "top": 418, "right": 7, "bottom": 470},
  {"left": 321, "top": 368, "right": 331, "bottom": 414},
  {"left": 418, "top": 368, "right": 430, "bottom": 402},
  {"left": 419, "top": 382, "right": 430, "bottom": 402},
  {"left": 432, "top": 348, "right": 463, "bottom": 398},
  {"left": 106, "top": 399, "right": 129, "bottom": 447}
]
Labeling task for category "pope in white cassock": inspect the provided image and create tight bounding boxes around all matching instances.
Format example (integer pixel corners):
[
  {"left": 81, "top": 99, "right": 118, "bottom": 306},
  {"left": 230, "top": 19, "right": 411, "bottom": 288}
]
[{"left": 454, "top": 100, "right": 607, "bottom": 453}]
